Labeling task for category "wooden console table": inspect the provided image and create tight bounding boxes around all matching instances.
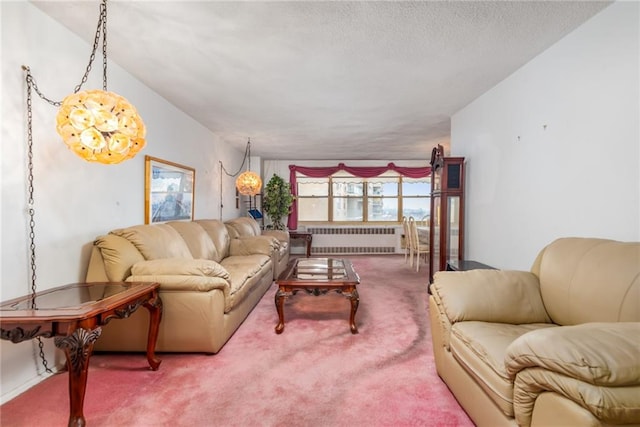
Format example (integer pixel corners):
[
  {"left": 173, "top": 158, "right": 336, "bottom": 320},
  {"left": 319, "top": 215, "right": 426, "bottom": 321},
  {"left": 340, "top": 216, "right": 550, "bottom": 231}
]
[
  {"left": 289, "top": 230, "right": 313, "bottom": 257},
  {"left": 0, "top": 282, "right": 163, "bottom": 427}
]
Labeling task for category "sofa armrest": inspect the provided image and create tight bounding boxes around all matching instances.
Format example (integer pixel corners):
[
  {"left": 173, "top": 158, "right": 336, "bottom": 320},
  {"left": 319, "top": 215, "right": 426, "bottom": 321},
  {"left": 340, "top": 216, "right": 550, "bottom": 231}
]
[
  {"left": 513, "top": 368, "right": 640, "bottom": 427},
  {"left": 431, "top": 269, "right": 551, "bottom": 324},
  {"left": 506, "top": 323, "right": 640, "bottom": 426},
  {"left": 506, "top": 322, "right": 640, "bottom": 385},
  {"left": 262, "top": 229, "right": 289, "bottom": 245},
  {"left": 229, "top": 235, "right": 278, "bottom": 256}
]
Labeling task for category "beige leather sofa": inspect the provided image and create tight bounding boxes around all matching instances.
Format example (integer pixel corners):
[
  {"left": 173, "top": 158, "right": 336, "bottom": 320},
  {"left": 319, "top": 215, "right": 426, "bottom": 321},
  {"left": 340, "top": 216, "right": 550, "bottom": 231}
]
[
  {"left": 429, "top": 237, "right": 640, "bottom": 427},
  {"left": 225, "top": 216, "right": 290, "bottom": 279},
  {"left": 86, "top": 219, "right": 278, "bottom": 353}
]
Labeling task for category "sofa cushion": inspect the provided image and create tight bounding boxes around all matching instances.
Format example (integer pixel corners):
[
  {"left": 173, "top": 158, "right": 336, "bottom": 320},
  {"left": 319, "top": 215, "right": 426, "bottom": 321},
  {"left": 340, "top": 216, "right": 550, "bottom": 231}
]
[
  {"left": 131, "top": 258, "right": 230, "bottom": 281},
  {"left": 450, "top": 321, "right": 557, "bottom": 417},
  {"left": 126, "top": 274, "right": 230, "bottom": 294},
  {"left": 166, "top": 221, "right": 219, "bottom": 260},
  {"left": 111, "top": 224, "right": 192, "bottom": 260},
  {"left": 220, "top": 254, "right": 271, "bottom": 312},
  {"left": 94, "top": 234, "right": 145, "bottom": 281},
  {"left": 195, "top": 220, "right": 230, "bottom": 262}
]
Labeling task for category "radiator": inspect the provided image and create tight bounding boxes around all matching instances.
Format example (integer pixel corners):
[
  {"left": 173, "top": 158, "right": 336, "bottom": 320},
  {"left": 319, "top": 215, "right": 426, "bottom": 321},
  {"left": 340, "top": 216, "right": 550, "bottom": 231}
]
[{"left": 305, "top": 226, "right": 399, "bottom": 255}]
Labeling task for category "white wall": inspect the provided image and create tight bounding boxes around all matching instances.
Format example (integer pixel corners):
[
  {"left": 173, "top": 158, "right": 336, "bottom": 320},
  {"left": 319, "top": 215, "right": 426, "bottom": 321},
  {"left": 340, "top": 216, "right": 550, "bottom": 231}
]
[
  {"left": 0, "top": 2, "right": 245, "bottom": 403},
  {"left": 452, "top": 1, "right": 639, "bottom": 270}
]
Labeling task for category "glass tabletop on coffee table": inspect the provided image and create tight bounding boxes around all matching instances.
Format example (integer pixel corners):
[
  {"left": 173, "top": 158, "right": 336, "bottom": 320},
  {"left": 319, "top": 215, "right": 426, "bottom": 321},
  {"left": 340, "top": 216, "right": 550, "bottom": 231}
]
[{"left": 291, "top": 258, "right": 350, "bottom": 280}]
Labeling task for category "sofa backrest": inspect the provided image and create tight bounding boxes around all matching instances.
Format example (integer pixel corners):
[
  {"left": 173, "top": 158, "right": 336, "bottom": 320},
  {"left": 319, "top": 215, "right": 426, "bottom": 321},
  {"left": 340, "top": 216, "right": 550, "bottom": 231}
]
[
  {"left": 88, "top": 220, "right": 234, "bottom": 283},
  {"left": 531, "top": 237, "right": 640, "bottom": 325},
  {"left": 225, "top": 217, "right": 261, "bottom": 239},
  {"left": 166, "top": 221, "right": 219, "bottom": 261},
  {"left": 111, "top": 224, "right": 193, "bottom": 260},
  {"left": 195, "top": 220, "right": 231, "bottom": 261}
]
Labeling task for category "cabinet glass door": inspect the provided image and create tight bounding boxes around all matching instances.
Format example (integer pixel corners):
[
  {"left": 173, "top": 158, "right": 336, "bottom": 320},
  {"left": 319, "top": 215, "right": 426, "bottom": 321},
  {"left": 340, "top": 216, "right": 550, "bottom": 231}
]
[
  {"left": 430, "top": 194, "right": 441, "bottom": 279},
  {"left": 445, "top": 195, "right": 460, "bottom": 261}
]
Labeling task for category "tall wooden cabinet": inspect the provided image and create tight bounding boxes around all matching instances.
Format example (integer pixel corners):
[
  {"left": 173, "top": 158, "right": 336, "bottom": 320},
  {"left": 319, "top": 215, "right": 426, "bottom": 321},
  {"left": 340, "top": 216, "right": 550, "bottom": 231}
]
[{"left": 429, "top": 145, "right": 465, "bottom": 282}]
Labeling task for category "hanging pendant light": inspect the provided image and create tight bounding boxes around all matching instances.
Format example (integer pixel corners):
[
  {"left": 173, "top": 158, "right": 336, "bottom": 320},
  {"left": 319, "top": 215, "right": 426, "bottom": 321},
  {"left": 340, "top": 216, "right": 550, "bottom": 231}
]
[
  {"left": 56, "top": 90, "right": 146, "bottom": 164},
  {"left": 235, "top": 139, "right": 262, "bottom": 196},
  {"left": 54, "top": 0, "right": 146, "bottom": 164}
]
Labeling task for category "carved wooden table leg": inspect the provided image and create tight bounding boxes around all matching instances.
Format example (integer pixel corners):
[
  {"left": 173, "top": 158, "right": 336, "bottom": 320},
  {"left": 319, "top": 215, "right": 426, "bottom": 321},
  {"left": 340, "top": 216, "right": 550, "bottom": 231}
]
[
  {"left": 54, "top": 327, "right": 102, "bottom": 427},
  {"left": 143, "top": 293, "right": 163, "bottom": 370},
  {"left": 274, "top": 287, "right": 287, "bottom": 334},
  {"left": 348, "top": 287, "right": 360, "bottom": 334}
]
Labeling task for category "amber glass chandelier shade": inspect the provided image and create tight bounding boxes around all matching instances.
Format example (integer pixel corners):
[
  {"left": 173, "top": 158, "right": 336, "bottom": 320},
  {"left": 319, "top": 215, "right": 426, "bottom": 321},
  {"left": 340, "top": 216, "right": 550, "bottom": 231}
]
[
  {"left": 56, "top": 89, "right": 146, "bottom": 164},
  {"left": 236, "top": 171, "right": 262, "bottom": 196}
]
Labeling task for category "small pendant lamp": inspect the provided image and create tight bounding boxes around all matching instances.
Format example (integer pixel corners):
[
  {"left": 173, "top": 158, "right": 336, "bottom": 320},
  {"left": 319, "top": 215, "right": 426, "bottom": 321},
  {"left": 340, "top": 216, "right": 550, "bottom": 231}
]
[{"left": 235, "top": 139, "right": 262, "bottom": 196}]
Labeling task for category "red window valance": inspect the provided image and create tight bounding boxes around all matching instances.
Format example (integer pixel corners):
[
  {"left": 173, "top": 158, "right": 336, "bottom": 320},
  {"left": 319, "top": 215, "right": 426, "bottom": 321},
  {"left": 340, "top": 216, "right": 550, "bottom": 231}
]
[{"left": 287, "top": 163, "right": 431, "bottom": 230}]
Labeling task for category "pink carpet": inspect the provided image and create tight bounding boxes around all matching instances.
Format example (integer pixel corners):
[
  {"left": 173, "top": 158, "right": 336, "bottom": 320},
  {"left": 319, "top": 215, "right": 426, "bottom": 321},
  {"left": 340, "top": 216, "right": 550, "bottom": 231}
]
[{"left": 1, "top": 255, "right": 473, "bottom": 426}]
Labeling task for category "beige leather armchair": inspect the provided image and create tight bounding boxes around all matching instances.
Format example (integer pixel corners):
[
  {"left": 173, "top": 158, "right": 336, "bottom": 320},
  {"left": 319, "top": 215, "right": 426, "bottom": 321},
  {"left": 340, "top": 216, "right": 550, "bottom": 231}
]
[{"left": 429, "top": 237, "right": 640, "bottom": 427}]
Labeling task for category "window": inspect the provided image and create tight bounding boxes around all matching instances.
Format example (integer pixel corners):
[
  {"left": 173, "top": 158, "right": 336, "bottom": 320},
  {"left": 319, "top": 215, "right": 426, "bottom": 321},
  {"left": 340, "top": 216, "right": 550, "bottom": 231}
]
[
  {"left": 297, "top": 177, "right": 329, "bottom": 221},
  {"left": 333, "top": 176, "right": 363, "bottom": 221},
  {"left": 402, "top": 177, "right": 431, "bottom": 223},
  {"left": 297, "top": 172, "right": 430, "bottom": 223}
]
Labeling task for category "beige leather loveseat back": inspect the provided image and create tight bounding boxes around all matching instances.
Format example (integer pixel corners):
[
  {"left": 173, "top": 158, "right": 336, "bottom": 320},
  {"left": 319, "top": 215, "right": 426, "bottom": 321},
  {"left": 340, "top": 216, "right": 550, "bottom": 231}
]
[{"left": 533, "top": 238, "right": 640, "bottom": 325}]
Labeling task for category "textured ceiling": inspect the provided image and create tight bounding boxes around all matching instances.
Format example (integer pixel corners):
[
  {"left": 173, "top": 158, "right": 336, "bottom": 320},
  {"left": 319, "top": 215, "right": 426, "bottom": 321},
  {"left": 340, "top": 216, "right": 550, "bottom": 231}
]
[{"left": 32, "top": 1, "right": 610, "bottom": 160}]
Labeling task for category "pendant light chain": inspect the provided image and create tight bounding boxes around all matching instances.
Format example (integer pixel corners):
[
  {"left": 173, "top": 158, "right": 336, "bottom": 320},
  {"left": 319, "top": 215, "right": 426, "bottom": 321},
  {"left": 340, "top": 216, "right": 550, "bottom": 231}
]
[
  {"left": 19, "top": 0, "right": 108, "bottom": 377},
  {"left": 24, "top": 73, "right": 53, "bottom": 375},
  {"left": 220, "top": 140, "right": 251, "bottom": 178},
  {"left": 73, "top": 0, "right": 108, "bottom": 94},
  {"left": 101, "top": 0, "right": 108, "bottom": 91},
  {"left": 25, "top": 0, "right": 108, "bottom": 108}
]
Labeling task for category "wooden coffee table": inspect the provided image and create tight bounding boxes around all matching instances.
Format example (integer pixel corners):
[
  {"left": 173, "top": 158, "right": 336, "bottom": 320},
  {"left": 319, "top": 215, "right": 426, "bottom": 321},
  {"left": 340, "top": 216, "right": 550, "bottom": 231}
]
[
  {"left": 275, "top": 258, "right": 361, "bottom": 334},
  {"left": 0, "top": 282, "right": 162, "bottom": 427}
]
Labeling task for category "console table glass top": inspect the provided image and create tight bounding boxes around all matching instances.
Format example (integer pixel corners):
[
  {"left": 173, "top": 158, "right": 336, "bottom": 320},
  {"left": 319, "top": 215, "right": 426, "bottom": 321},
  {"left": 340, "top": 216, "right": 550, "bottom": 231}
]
[{"left": 0, "top": 283, "right": 134, "bottom": 312}]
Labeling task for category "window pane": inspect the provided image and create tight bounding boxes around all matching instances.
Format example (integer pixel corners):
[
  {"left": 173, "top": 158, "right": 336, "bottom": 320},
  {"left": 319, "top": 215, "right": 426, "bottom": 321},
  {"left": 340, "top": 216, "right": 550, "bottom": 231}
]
[
  {"left": 402, "top": 178, "right": 430, "bottom": 196},
  {"left": 298, "top": 177, "right": 329, "bottom": 196},
  {"left": 402, "top": 197, "right": 430, "bottom": 222},
  {"left": 368, "top": 179, "right": 398, "bottom": 196},
  {"left": 298, "top": 198, "right": 328, "bottom": 221},
  {"left": 333, "top": 197, "right": 363, "bottom": 221},
  {"left": 332, "top": 178, "right": 363, "bottom": 196},
  {"left": 368, "top": 197, "right": 398, "bottom": 221}
]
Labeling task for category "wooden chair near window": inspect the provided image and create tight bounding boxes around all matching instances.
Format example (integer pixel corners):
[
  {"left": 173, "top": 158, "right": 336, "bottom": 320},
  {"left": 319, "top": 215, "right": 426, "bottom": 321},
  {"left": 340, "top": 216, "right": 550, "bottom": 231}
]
[
  {"left": 402, "top": 216, "right": 413, "bottom": 266},
  {"left": 409, "top": 216, "right": 429, "bottom": 272}
]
